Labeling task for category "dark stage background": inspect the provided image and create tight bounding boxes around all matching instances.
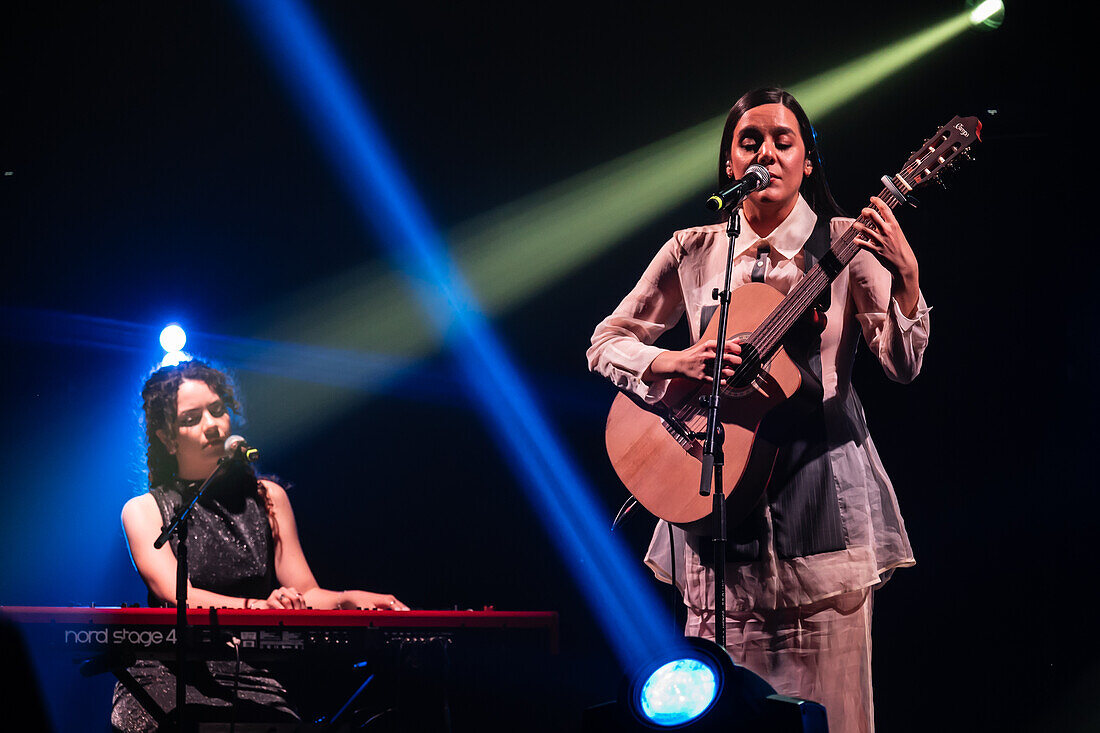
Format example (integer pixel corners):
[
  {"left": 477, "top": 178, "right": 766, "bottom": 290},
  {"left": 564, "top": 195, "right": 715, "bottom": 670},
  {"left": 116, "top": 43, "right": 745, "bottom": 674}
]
[{"left": 1, "top": 2, "right": 1092, "bottom": 731}]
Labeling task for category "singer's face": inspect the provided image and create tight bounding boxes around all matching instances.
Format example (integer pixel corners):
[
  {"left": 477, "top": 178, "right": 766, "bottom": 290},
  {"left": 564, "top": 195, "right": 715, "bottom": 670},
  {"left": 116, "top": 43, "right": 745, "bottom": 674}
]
[
  {"left": 726, "top": 103, "right": 811, "bottom": 212},
  {"left": 161, "top": 379, "right": 231, "bottom": 479}
]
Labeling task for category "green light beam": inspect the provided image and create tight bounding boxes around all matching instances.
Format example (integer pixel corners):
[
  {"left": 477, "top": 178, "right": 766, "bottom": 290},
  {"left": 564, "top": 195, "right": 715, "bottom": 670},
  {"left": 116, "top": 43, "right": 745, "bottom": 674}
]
[{"left": 241, "top": 10, "right": 976, "bottom": 445}]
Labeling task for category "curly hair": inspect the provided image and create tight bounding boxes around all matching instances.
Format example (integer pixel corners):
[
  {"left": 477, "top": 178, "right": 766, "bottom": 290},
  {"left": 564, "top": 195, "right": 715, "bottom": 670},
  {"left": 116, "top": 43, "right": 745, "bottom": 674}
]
[
  {"left": 140, "top": 359, "right": 279, "bottom": 539},
  {"left": 141, "top": 360, "right": 242, "bottom": 488},
  {"left": 717, "top": 87, "right": 846, "bottom": 222}
]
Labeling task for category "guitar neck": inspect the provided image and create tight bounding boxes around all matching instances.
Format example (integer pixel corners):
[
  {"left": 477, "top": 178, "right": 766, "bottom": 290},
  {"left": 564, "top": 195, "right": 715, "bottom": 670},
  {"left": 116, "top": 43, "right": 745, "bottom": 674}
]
[
  {"left": 710, "top": 113, "right": 977, "bottom": 398},
  {"left": 742, "top": 185, "right": 903, "bottom": 366}
]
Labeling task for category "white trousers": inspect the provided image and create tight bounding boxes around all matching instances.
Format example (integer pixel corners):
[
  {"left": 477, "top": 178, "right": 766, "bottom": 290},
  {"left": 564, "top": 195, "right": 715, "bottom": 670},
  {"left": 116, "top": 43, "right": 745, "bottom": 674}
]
[{"left": 686, "top": 589, "right": 875, "bottom": 733}]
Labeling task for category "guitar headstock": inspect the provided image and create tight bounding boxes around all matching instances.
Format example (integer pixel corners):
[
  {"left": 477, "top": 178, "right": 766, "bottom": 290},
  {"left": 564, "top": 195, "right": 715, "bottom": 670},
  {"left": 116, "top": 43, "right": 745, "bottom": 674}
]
[{"left": 894, "top": 115, "right": 982, "bottom": 192}]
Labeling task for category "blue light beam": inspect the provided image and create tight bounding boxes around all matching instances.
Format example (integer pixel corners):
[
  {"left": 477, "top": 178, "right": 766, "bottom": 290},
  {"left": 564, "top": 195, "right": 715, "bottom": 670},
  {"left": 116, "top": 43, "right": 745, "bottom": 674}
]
[{"left": 235, "top": 0, "right": 679, "bottom": 669}]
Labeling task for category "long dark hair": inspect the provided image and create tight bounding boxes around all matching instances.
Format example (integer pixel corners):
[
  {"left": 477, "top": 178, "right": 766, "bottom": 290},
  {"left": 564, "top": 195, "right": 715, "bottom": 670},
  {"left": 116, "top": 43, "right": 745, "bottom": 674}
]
[
  {"left": 717, "top": 87, "right": 845, "bottom": 221},
  {"left": 140, "top": 359, "right": 242, "bottom": 488}
]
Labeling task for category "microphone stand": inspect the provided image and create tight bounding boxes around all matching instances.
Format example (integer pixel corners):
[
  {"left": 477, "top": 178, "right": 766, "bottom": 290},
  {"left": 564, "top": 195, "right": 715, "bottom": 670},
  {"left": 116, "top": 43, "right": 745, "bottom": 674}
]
[
  {"left": 696, "top": 205, "right": 744, "bottom": 651},
  {"left": 154, "top": 455, "right": 237, "bottom": 731}
]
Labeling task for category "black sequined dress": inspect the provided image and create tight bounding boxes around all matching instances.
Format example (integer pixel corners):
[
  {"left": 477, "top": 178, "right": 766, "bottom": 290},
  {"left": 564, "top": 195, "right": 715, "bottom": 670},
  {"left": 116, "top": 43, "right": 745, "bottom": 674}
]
[{"left": 110, "top": 465, "right": 299, "bottom": 732}]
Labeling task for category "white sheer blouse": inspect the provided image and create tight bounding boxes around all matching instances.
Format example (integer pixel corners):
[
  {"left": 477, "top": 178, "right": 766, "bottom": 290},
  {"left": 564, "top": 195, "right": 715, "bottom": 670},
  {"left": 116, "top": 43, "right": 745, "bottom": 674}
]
[{"left": 587, "top": 196, "right": 931, "bottom": 611}]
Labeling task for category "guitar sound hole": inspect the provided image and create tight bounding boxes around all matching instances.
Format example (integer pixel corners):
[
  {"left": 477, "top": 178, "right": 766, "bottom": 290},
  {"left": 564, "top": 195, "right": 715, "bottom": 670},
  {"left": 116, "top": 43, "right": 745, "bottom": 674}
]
[{"left": 726, "top": 343, "right": 765, "bottom": 394}]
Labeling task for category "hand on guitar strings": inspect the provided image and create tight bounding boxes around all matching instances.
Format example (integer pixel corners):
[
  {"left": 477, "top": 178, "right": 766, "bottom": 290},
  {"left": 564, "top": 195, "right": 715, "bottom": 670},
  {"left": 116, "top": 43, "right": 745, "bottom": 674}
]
[
  {"left": 851, "top": 196, "right": 921, "bottom": 318},
  {"left": 643, "top": 337, "right": 743, "bottom": 384}
]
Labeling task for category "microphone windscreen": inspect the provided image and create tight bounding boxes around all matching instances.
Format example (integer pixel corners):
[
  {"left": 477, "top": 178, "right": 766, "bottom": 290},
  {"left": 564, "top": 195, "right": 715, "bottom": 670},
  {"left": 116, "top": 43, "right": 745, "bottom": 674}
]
[{"left": 746, "top": 164, "right": 770, "bottom": 188}]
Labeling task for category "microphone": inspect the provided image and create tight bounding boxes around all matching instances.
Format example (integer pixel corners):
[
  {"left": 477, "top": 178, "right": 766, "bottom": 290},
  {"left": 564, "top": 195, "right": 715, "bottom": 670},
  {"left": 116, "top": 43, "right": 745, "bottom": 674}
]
[
  {"left": 223, "top": 435, "right": 259, "bottom": 463},
  {"left": 705, "top": 164, "right": 770, "bottom": 211}
]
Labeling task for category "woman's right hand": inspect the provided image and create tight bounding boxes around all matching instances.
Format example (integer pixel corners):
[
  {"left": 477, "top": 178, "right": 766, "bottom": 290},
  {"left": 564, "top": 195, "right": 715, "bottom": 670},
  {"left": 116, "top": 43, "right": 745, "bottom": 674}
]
[
  {"left": 257, "top": 586, "right": 306, "bottom": 609},
  {"left": 644, "top": 338, "right": 742, "bottom": 383},
  {"left": 339, "top": 590, "right": 410, "bottom": 611}
]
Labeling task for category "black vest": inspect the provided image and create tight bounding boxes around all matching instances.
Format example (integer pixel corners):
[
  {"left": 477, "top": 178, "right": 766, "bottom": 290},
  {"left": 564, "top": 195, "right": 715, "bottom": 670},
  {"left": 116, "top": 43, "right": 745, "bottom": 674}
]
[{"left": 693, "top": 219, "right": 847, "bottom": 562}]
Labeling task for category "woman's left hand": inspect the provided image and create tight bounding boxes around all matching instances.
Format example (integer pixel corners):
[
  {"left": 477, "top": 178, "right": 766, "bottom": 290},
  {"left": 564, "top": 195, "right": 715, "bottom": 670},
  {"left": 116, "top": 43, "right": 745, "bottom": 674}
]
[
  {"left": 340, "top": 590, "right": 410, "bottom": 611},
  {"left": 853, "top": 196, "right": 920, "bottom": 316},
  {"left": 853, "top": 197, "right": 917, "bottom": 279}
]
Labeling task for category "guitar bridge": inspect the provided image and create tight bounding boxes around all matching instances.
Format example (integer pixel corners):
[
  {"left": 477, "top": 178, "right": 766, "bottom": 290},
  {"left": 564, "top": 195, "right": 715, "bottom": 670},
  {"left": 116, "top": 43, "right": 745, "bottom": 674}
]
[{"left": 660, "top": 417, "right": 697, "bottom": 451}]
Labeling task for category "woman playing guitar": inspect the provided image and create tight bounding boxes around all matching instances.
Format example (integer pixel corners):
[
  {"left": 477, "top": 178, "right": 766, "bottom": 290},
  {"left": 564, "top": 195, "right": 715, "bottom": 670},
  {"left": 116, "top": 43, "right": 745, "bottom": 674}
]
[{"left": 587, "top": 87, "right": 930, "bottom": 733}]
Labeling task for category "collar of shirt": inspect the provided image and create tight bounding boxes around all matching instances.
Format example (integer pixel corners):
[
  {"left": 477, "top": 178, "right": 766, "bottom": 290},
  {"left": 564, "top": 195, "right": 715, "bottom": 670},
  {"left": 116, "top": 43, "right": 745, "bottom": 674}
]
[{"left": 732, "top": 194, "right": 819, "bottom": 260}]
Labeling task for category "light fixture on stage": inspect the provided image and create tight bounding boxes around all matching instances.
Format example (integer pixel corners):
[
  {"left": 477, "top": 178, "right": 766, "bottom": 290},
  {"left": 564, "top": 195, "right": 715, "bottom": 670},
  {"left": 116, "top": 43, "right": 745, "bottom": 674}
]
[
  {"left": 158, "top": 323, "right": 191, "bottom": 367},
  {"left": 585, "top": 637, "right": 827, "bottom": 732},
  {"left": 968, "top": 0, "right": 1005, "bottom": 28},
  {"left": 628, "top": 639, "right": 727, "bottom": 727},
  {"left": 159, "top": 323, "right": 186, "bottom": 352}
]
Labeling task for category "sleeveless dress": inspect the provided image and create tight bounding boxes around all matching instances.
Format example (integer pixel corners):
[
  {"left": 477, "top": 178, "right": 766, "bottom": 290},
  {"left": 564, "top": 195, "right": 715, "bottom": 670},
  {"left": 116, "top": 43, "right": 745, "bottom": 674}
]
[{"left": 110, "top": 465, "right": 299, "bottom": 732}]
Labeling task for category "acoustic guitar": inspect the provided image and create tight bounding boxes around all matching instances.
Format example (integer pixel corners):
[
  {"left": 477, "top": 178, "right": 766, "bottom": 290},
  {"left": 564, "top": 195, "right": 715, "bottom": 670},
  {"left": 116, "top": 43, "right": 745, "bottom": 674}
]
[{"left": 605, "top": 115, "right": 981, "bottom": 532}]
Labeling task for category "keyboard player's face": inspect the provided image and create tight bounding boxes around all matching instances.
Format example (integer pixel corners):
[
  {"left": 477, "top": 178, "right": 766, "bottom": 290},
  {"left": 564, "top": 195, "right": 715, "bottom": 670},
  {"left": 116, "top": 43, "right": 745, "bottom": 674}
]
[{"left": 166, "top": 379, "right": 232, "bottom": 480}]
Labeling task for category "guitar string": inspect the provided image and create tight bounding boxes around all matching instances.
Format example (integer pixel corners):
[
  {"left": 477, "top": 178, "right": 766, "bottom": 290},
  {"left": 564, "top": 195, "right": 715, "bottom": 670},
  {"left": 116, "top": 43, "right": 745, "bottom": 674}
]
[
  {"left": 663, "top": 134, "right": 961, "bottom": 445},
  {"left": 668, "top": 176, "right": 916, "bottom": 435},
  {"left": 666, "top": 187, "right": 900, "bottom": 434},
  {"left": 740, "top": 151, "right": 934, "bottom": 363},
  {"left": 737, "top": 140, "right": 955, "bottom": 377},
  {"left": 716, "top": 187, "right": 898, "bottom": 392},
  {"left": 739, "top": 132, "right": 963, "bottom": 376},
  {"left": 664, "top": 140, "right": 940, "bottom": 434},
  {"left": 745, "top": 189, "right": 895, "bottom": 358}
]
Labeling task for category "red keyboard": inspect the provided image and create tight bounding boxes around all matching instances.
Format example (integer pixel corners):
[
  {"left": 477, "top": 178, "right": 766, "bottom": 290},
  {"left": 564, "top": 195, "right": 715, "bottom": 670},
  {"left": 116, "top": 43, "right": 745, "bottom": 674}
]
[{"left": 1, "top": 606, "right": 559, "bottom": 659}]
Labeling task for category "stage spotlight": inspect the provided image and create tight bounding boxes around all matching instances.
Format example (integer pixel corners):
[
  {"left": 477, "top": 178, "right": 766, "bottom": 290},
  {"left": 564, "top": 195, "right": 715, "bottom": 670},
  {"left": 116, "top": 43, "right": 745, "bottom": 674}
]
[
  {"left": 623, "top": 638, "right": 770, "bottom": 731},
  {"left": 159, "top": 323, "right": 187, "bottom": 353},
  {"left": 158, "top": 323, "right": 191, "bottom": 367},
  {"left": 968, "top": 0, "right": 1005, "bottom": 28},
  {"left": 637, "top": 654, "right": 720, "bottom": 726},
  {"left": 159, "top": 350, "right": 191, "bottom": 367},
  {"left": 583, "top": 637, "right": 827, "bottom": 732}
]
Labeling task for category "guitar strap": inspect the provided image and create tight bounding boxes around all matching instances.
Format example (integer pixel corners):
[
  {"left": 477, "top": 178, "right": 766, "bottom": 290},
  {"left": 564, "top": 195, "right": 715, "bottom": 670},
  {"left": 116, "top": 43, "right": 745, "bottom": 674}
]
[
  {"left": 764, "top": 218, "right": 846, "bottom": 559},
  {"left": 692, "top": 217, "right": 847, "bottom": 564}
]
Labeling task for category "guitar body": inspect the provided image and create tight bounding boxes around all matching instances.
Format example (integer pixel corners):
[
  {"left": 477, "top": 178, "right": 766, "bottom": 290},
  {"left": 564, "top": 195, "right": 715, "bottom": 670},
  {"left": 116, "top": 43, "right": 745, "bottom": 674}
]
[{"left": 605, "top": 282, "right": 802, "bottom": 533}]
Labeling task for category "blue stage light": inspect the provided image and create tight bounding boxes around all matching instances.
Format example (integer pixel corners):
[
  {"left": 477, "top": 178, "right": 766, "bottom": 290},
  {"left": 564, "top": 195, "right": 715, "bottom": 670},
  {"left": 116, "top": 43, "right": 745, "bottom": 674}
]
[
  {"left": 159, "top": 323, "right": 187, "bottom": 353},
  {"left": 235, "top": 0, "right": 678, "bottom": 672},
  {"left": 639, "top": 657, "right": 719, "bottom": 726},
  {"left": 605, "top": 637, "right": 828, "bottom": 732}
]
